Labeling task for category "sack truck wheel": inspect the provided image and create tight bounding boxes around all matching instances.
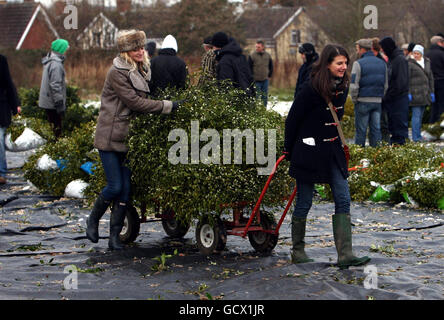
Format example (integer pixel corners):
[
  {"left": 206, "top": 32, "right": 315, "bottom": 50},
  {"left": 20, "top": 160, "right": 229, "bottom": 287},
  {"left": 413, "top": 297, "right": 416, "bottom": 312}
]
[
  {"left": 161, "top": 209, "right": 191, "bottom": 238},
  {"left": 248, "top": 211, "right": 278, "bottom": 254},
  {"left": 196, "top": 215, "right": 226, "bottom": 255},
  {"left": 119, "top": 205, "right": 140, "bottom": 244}
]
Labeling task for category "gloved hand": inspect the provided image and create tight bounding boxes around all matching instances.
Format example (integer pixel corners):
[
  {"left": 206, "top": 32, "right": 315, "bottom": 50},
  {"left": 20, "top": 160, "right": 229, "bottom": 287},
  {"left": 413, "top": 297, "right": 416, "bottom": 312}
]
[
  {"left": 172, "top": 99, "right": 186, "bottom": 112},
  {"left": 283, "top": 150, "right": 291, "bottom": 161},
  {"left": 431, "top": 93, "right": 436, "bottom": 103},
  {"left": 408, "top": 94, "right": 412, "bottom": 102},
  {"left": 54, "top": 100, "right": 64, "bottom": 114}
]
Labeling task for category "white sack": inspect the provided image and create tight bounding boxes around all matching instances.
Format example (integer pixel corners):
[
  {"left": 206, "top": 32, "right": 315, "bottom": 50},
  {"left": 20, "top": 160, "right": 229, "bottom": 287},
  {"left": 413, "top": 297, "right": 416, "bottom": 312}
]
[{"left": 64, "top": 179, "right": 89, "bottom": 199}]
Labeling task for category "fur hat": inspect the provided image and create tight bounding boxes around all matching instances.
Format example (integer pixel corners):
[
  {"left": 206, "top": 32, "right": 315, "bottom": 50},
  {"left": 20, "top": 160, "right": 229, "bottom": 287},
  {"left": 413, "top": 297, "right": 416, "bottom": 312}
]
[{"left": 117, "top": 29, "right": 147, "bottom": 52}]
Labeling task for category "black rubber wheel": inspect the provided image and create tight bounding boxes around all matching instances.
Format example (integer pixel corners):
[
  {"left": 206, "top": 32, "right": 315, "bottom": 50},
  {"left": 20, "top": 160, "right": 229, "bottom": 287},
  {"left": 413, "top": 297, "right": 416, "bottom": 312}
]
[
  {"left": 248, "top": 211, "right": 278, "bottom": 254},
  {"left": 161, "top": 211, "right": 191, "bottom": 238},
  {"left": 196, "top": 215, "right": 226, "bottom": 255},
  {"left": 119, "top": 205, "right": 140, "bottom": 244}
]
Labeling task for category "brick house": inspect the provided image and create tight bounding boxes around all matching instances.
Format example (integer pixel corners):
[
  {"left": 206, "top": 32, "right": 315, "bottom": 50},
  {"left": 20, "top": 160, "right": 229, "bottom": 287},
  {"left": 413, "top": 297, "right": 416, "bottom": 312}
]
[
  {"left": 0, "top": 1, "right": 59, "bottom": 50},
  {"left": 237, "top": 6, "right": 333, "bottom": 63}
]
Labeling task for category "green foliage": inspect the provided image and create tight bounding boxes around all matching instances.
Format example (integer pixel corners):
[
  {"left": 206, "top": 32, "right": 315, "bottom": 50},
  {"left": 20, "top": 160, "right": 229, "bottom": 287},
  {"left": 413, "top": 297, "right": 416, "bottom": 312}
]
[
  {"left": 7, "top": 117, "right": 55, "bottom": 142},
  {"left": 87, "top": 82, "right": 293, "bottom": 222},
  {"left": 16, "top": 86, "right": 97, "bottom": 138},
  {"left": 23, "top": 121, "right": 96, "bottom": 196},
  {"left": 347, "top": 143, "right": 444, "bottom": 208}
]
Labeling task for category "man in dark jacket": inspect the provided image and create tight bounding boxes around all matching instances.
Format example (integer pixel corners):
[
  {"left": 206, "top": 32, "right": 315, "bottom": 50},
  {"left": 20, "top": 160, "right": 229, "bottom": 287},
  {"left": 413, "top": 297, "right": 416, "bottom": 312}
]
[
  {"left": 212, "top": 32, "right": 255, "bottom": 98},
  {"left": 425, "top": 35, "right": 444, "bottom": 123},
  {"left": 294, "top": 43, "right": 319, "bottom": 99},
  {"left": 149, "top": 35, "right": 187, "bottom": 98},
  {"left": 0, "top": 54, "right": 21, "bottom": 184},
  {"left": 379, "top": 37, "right": 410, "bottom": 145}
]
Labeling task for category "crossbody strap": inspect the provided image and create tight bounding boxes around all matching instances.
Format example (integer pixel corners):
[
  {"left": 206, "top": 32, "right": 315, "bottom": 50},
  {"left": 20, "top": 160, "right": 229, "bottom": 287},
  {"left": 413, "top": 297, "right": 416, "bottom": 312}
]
[{"left": 327, "top": 102, "right": 347, "bottom": 147}]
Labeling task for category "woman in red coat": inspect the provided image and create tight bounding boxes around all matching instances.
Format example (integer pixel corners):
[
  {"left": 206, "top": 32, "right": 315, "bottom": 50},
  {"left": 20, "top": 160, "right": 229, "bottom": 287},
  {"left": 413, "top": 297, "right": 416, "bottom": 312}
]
[{"left": 285, "top": 44, "right": 370, "bottom": 269}]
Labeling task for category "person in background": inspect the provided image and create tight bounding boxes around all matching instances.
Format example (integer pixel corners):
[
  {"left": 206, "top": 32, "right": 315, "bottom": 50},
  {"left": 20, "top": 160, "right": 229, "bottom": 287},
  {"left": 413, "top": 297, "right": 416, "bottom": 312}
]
[
  {"left": 248, "top": 40, "right": 273, "bottom": 106},
  {"left": 87, "top": 30, "right": 183, "bottom": 251},
  {"left": 38, "top": 39, "right": 69, "bottom": 139},
  {"left": 284, "top": 44, "right": 371, "bottom": 269},
  {"left": 408, "top": 44, "right": 434, "bottom": 142},
  {"left": 149, "top": 35, "right": 187, "bottom": 98},
  {"left": 379, "top": 37, "right": 410, "bottom": 145},
  {"left": 212, "top": 31, "right": 255, "bottom": 98},
  {"left": 350, "top": 39, "right": 387, "bottom": 147},
  {"left": 294, "top": 42, "right": 319, "bottom": 99},
  {"left": 372, "top": 38, "right": 390, "bottom": 143},
  {"left": 198, "top": 36, "right": 217, "bottom": 86},
  {"left": 146, "top": 41, "right": 157, "bottom": 59},
  {"left": 0, "top": 54, "right": 21, "bottom": 185},
  {"left": 425, "top": 35, "right": 444, "bottom": 123},
  {"left": 402, "top": 43, "right": 409, "bottom": 57}
]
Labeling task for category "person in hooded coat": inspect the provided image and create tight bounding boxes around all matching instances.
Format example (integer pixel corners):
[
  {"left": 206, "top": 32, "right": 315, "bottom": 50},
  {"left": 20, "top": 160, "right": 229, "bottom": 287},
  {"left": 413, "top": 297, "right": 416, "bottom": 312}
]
[
  {"left": 379, "top": 37, "right": 410, "bottom": 145},
  {"left": 212, "top": 32, "right": 255, "bottom": 98},
  {"left": 294, "top": 43, "right": 319, "bottom": 99},
  {"left": 39, "top": 39, "right": 69, "bottom": 139},
  {"left": 149, "top": 35, "right": 187, "bottom": 98}
]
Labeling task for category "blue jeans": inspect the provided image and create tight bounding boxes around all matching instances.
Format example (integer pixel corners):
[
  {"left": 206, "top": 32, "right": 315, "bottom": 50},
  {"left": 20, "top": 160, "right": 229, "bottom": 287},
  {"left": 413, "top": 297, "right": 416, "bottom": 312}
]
[
  {"left": 292, "top": 162, "right": 351, "bottom": 218},
  {"left": 99, "top": 150, "right": 131, "bottom": 203},
  {"left": 354, "top": 102, "right": 382, "bottom": 147},
  {"left": 0, "top": 127, "right": 6, "bottom": 177},
  {"left": 411, "top": 105, "right": 425, "bottom": 142},
  {"left": 386, "top": 95, "right": 409, "bottom": 145},
  {"left": 255, "top": 79, "right": 269, "bottom": 107}
]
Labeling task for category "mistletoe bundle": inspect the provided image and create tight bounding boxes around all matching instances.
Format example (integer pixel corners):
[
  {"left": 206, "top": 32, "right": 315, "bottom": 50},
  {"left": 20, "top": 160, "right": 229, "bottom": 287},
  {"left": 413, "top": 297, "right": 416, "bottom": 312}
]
[{"left": 87, "top": 82, "right": 293, "bottom": 221}]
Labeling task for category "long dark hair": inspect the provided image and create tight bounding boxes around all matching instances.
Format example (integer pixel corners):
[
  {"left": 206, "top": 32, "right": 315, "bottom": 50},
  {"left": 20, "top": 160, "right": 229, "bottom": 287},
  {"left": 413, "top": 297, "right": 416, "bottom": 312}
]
[{"left": 310, "top": 44, "right": 350, "bottom": 101}]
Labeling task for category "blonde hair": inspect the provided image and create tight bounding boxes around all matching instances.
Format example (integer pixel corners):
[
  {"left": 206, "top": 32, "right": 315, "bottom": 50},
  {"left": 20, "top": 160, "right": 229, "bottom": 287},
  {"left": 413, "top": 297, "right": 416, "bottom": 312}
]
[{"left": 119, "top": 50, "right": 151, "bottom": 79}]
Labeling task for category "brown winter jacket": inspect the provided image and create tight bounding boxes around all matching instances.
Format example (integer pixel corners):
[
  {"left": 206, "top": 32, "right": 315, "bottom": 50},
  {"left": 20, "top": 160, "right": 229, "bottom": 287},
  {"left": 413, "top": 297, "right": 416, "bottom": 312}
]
[{"left": 94, "top": 57, "right": 173, "bottom": 153}]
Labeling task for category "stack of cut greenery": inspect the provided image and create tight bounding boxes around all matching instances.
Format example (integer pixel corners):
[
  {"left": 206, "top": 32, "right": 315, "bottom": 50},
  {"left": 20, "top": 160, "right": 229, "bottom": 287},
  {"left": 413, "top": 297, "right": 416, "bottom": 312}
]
[
  {"left": 347, "top": 143, "right": 444, "bottom": 209},
  {"left": 23, "top": 121, "right": 97, "bottom": 196},
  {"left": 85, "top": 82, "right": 293, "bottom": 222},
  {"left": 8, "top": 86, "right": 98, "bottom": 142}
]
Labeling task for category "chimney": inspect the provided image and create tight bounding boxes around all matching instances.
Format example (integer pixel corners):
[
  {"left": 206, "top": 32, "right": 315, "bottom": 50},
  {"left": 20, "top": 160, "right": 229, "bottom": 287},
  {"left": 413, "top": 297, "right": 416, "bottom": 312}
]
[{"left": 116, "top": 0, "right": 131, "bottom": 13}]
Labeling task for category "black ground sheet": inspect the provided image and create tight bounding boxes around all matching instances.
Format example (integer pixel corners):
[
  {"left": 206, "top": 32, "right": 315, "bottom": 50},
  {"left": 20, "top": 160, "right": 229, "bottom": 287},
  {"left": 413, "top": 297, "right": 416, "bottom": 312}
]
[{"left": 1, "top": 151, "right": 444, "bottom": 300}]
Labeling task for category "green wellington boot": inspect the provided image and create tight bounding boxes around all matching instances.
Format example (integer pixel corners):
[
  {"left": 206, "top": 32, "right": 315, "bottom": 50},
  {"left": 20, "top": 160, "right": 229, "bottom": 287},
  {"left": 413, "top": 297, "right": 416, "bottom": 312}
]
[
  {"left": 86, "top": 194, "right": 111, "bottom": 243},
  {"left": 108, "top": 203, "right": 127, "bottom": 251},
  {"left": 290, "top": 216, "right": 314, "bottom": 264},
  {"left": 332, "top": 214, "right": 371, "bottom": 269}
]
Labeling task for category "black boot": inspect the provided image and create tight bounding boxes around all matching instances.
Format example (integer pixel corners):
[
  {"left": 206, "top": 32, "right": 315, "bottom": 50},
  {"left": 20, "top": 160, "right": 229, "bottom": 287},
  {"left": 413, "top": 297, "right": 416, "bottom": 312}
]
[
  {"left": 108, "top": 203, "right": 127, "bottom": 251},
  {"left": 332, "top": 214, "right": 371, "bottom": 269},
  {"left": 291, "top": 216, "right": 314, "bottom": 264},
  {"left": 86, "top": 194, "right": 111, "bottom": 243}
]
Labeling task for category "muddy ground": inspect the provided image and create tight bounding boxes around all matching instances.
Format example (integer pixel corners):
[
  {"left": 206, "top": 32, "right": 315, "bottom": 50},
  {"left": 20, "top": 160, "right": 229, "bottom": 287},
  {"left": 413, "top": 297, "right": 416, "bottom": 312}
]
[{"left": 1, "top": 150, "right": 444, "bottom": 301}]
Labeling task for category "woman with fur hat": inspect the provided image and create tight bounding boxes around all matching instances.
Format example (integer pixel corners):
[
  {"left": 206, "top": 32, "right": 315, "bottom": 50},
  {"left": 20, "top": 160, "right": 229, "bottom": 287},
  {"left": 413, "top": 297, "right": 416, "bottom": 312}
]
[{"left": 87, "top": 30, "right": 182, "bottom": 251}]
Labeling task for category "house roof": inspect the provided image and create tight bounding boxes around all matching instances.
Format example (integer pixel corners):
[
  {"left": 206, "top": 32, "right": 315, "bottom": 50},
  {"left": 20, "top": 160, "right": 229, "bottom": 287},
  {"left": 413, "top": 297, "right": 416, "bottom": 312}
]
[
  {"left": 237, "top": 6, "right": 303, "bottom": 40},
  {"left": 0, "top": 2, "right": 59, "bottom": 50}
]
